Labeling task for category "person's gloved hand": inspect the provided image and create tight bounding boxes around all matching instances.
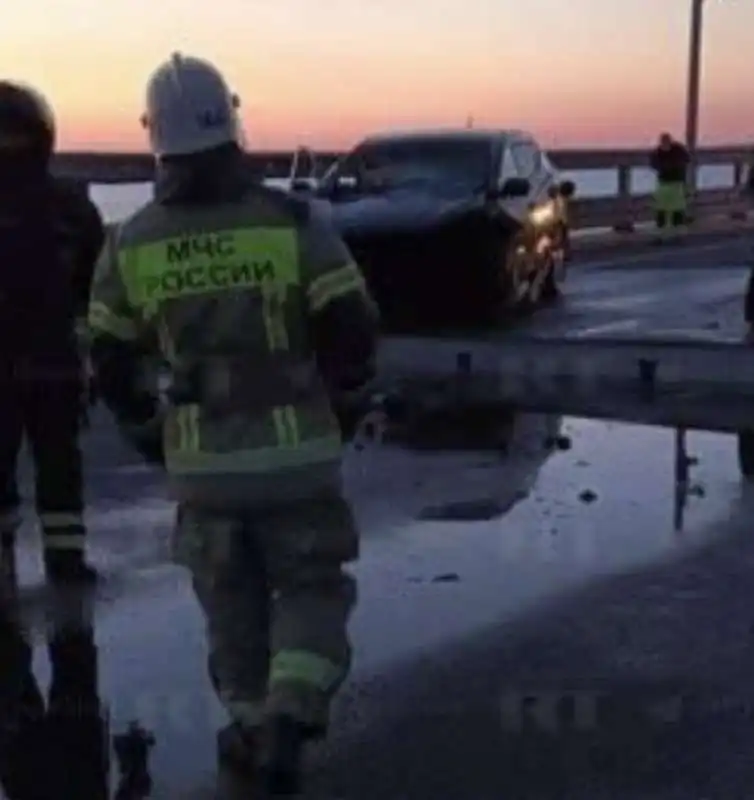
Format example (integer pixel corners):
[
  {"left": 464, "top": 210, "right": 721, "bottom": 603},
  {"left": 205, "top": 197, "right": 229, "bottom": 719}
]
[
  {"left": 119, "top": 412, "right": 166, "bottom": 466},
  {"left": 332, "top": 388, "right": 390, "bottom": 445}
]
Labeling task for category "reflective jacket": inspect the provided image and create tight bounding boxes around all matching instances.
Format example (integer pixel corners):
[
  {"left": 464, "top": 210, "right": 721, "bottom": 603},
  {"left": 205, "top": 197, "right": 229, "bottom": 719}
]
[{"left": 88, "top": 177, "right": 379, "bottom": 509}]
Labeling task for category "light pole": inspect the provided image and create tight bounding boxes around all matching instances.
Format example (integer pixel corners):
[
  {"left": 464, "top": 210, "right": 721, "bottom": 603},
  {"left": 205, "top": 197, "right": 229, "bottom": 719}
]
[{"left": 685, "top": 0, "right": 705, "bottom": 189}]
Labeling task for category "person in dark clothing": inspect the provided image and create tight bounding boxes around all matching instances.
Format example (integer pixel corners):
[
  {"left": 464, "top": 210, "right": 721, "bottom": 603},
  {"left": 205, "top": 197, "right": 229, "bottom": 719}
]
[
  {"left": 0, "top": 546, "right": 109, "bottom": 800},
  {"left": 736, "top": 163, "right": 754, "bottom": 477},
  {"left": 649, "top": 132, "right": 690, "bottom": 231},
  {"left": 0, "top": 81, "right": 105, "bottom": 584}
]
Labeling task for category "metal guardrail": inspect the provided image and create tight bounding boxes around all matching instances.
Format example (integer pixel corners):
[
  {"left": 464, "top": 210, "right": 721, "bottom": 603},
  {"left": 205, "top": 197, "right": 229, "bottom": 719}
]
[
  {"left": 378, "top": 332, "right": 754, "bottom": 432},
  {"left": 56, "top": 144, "right": 753, "bottom": 233}
]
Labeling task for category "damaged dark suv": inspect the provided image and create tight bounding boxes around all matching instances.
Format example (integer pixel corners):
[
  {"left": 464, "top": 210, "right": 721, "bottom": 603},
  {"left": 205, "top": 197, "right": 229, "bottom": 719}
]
[{"left": 312, "top": 129, "right": 575, "bottom": 334}]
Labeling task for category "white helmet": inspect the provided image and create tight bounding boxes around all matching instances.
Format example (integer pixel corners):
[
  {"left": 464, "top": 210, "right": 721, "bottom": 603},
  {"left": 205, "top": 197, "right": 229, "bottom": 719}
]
[{"left": 141, "top": 53, "right": 242, "bottom": 158}]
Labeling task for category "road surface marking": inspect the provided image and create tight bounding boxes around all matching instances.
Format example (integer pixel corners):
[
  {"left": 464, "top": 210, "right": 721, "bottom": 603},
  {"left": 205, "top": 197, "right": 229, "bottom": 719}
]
[
  {"left": 572, "top": 319, "right": 641, "bottom": 337},
  {"left": 585, "top": 239, "right": 751, "bottom": 270}
]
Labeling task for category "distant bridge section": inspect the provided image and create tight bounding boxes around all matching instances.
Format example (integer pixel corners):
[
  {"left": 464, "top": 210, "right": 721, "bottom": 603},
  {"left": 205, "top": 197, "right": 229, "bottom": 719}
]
[
  {"left": 53, "top": 144, "right": 753, "bottom": 233},
  {"left": 52, "top": 150, "right": 344, "bottom": 185}
]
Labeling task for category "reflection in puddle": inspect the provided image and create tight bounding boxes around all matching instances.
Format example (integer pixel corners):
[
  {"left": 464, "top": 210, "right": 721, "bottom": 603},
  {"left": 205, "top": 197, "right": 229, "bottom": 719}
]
[{"left": 418, "top": 497, "right": 522, "bottom": 521}]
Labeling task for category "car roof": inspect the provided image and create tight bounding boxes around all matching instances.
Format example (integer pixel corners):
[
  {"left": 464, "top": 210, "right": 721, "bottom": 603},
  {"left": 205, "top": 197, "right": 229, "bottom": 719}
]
[{"left": 359, "top": 128, "right": 533, "bottom": 147}]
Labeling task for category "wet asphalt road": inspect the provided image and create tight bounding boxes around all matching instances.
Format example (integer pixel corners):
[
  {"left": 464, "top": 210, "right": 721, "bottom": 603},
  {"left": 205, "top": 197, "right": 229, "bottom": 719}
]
[{"left": 10, "top": 234, "right": 754, "bottom": 799}]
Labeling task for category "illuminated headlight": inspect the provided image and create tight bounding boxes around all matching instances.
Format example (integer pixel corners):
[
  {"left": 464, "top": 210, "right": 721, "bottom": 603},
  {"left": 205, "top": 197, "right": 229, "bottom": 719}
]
[{"left": 529, "top": 204, "right": 555, "bottom": 226}]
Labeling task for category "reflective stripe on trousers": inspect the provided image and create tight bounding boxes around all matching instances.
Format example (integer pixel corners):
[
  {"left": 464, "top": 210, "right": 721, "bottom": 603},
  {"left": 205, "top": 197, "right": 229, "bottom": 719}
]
[
  {"left": 220, "top": 696, "right": 266, "bottom": 728},
  {"left": 269, "top": 649, "right": 344, "bottom": 693},
  {"left": 165, "top": 403, "right": 342, "bottom": 475},
  {"left": 40, "top": 511, "right": 86, "bottom": 551}
]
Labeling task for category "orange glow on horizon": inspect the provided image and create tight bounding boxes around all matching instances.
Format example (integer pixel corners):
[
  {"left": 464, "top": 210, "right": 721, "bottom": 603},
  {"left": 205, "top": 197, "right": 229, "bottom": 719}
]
[{"left": 3, "top": 0, "right": 753, "bottom": 152}]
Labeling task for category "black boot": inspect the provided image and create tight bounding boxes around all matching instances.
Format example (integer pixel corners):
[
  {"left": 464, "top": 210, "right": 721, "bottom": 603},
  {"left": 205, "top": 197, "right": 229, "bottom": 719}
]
[
  {"left": 257, "top": 714, "right": 307, "bottom": 796},
  {"left": 217, "top": 722, "right": 259, "bottom": 777},
  {"left": 45, "top": 551, "right": 99, "bottom": 585}
]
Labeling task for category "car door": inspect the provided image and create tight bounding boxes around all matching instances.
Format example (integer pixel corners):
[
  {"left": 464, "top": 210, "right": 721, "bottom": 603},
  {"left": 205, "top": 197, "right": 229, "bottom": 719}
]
[
  {"left": 514, "top": 138, "right": 560, "bottom": 235},
  {"left": 498, "top": 137, "right": 529, "bottom": 224}
]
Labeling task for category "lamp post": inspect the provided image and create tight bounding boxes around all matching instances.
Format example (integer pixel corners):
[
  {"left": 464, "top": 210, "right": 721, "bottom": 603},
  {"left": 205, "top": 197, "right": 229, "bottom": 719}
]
[{"left": 685, "top": 0, "right": 705, "bottom": 189}]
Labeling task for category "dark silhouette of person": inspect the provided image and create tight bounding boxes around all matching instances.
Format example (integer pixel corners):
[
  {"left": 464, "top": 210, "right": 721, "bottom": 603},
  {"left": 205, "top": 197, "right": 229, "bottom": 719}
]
[{"left": 0, "top": 544, "right": 109, "bottom": 799}]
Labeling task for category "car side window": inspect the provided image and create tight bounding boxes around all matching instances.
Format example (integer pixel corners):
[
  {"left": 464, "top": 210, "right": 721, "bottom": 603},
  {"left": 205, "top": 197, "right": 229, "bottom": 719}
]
[
  {"left": 540, "top": 150, "right": 556, "bottom": 174},
  {"left": 511, "top": 142, "right": 538, "bottom": 179},
  {"left": 499, "top": 145, "right": 518, "bottom": 183}
]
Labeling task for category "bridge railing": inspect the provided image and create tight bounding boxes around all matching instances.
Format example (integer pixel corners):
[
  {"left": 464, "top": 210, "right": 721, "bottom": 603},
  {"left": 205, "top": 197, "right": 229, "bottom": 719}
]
[{"left": 54, "top": 144, "right": 753, "bottom": 233}]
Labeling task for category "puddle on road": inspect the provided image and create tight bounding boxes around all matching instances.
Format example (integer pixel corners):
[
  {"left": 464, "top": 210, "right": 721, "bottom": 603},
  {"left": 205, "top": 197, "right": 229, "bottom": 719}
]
[
  {"left": 348, "top": 413, "right": 746, "bottom": 540},
  {"left": 9, "top": 416, "right": 752, "bottom": 799},
  {"left": 345, "top": 416, "right": 752, "bottom": 671}
]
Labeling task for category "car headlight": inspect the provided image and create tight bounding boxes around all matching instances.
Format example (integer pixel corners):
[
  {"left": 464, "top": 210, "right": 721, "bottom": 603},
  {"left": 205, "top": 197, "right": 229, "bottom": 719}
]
[{"left": 529, "top": 204, "right": 555, "bottom": 226}]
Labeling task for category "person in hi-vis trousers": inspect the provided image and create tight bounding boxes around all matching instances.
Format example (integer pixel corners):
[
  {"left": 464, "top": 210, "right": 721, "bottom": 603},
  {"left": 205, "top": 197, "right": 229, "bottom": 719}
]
[{"left": 649, "top": 132, "right": 690, "bottom": 241}]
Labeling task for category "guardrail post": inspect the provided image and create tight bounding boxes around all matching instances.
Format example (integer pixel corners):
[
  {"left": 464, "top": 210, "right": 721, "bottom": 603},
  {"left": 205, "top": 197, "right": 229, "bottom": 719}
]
[
  {"left": 733, "top": 160, "right": 744, "bottom": 188},
  {"left": 613, "top": 164, "right": 634, "bottom": 233},
  {"left": 729, "top": 158, "right": 750, "bottom": 221}
]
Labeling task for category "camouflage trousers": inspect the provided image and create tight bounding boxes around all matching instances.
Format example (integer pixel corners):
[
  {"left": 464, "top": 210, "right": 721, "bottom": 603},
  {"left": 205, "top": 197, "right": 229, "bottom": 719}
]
[{"left": 172, "top": 494, "right": 359, "bottom": 731}]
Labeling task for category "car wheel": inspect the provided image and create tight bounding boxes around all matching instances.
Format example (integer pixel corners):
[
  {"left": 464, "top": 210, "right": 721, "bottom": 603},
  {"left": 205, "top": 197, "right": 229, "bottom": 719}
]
[
  {"left": 542, "top": 248, "right": 564, "bottom": 303},
  {"left": 499, "top": 240, "right": 529, "bottom": 312},
  {"left": 528, "top": 253, "right": 546, "bottom": 306}
]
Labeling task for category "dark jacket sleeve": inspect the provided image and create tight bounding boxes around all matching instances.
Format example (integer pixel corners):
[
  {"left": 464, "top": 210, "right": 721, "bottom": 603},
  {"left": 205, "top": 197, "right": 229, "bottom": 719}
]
[
  {"left": 313, "top": 293, "right": 379, "bottom": 440},
  {"left": 54, "top": 177, "right": 106, "bottom": 318},
  {"left": 87, "top": 224, "right": 163, "bottom": 462}
]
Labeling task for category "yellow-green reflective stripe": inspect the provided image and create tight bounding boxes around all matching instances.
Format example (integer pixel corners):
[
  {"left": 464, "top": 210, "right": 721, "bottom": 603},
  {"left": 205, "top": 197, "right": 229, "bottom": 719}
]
[
  {"left": 221, "top": 697, "right": 265, "bottom": 727},
  {"left": 269, "top": 650, "right": 344, "bottom": 692},
  {"left": 172, "top": 404, "right": 310, "bottom": 453},
  {"left": 308, "top": 263, "right": 366, "bottom": 312},
  {"left": 272, "top": 405, "right": 300, "bottom": 448},
  {"left": 262, "top": 287, "right": 289, "bottom": 351},
  {"left": 653, "top": 182, "right": 686, "bottom": 212},
  {"left": 165, "top": 435, "right": 342, "bottom": 474},
  {"left": 175, "top": 405, "right": 200, "bottom": 451},
  {"left": 157, "top": 317, "right": 175, "bottom": 361},
  {"left": 88, "top": 301, "right": 139, "bottom": 340},
  {"left": 117, "top": 227, "right": 300, "bottom": 307}
]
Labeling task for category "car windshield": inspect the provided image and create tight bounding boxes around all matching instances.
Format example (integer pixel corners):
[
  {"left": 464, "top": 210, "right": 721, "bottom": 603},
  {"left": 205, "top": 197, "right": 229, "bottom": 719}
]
[{"left": 323, "top": 138, "right": 491, "bottom": 194}]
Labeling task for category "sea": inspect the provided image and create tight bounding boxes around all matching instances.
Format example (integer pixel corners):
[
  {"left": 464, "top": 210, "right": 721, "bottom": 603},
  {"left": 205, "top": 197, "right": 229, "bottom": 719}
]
[{"left": 89, "top": 164, "right": 737, "bottom": 224}]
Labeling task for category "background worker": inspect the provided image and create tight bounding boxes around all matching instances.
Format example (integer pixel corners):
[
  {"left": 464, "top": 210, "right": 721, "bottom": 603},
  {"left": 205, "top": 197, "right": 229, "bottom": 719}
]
[
  {"left": 87, "top": 53, "right": 379, "bottom": 795},
  {"left": 0, "top": 81, "right": 104, "bottom": 584},
  {"left": 650, "top": 132, "right": 690, "bottom": 239}
]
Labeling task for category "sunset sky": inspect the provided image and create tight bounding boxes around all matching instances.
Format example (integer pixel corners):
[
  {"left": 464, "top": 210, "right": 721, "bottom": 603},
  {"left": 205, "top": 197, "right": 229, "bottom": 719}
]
[{"left": 1, "top": 0, "right": 751, "bottom": 151}]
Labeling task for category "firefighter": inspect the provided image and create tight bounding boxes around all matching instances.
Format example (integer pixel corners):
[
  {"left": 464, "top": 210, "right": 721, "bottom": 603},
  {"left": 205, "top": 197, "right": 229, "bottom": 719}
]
[
  {"left": 87, "top": 53, "right": 379, "bottom": 794},
  {"left": 0, "top": 81, "right": 104, "bottom": 584},
  {"left": 649, "top": 132, "right": 690, "bottom": 238}
]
